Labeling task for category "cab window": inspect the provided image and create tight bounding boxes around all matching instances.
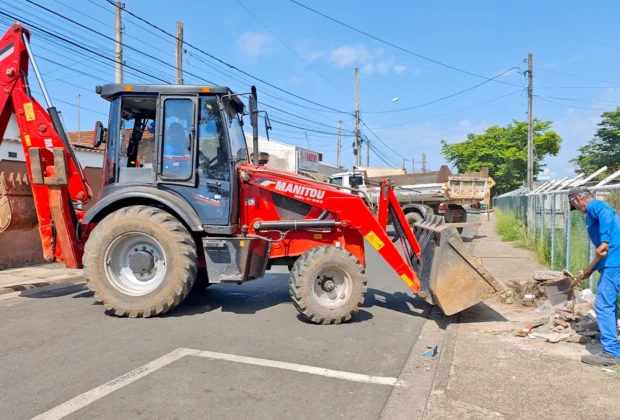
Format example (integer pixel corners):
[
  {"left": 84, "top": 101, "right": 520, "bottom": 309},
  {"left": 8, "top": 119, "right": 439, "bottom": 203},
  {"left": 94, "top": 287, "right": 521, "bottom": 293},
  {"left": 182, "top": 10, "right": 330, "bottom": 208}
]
[
  {"left": 161, "top": 98, "right": 193, "bottom": 180},
  {"left": 330, "top": 176, "right": 343, "bottom": 186},
  {"left": 197, "top": 96, "right": 229, "bottom": 182}
]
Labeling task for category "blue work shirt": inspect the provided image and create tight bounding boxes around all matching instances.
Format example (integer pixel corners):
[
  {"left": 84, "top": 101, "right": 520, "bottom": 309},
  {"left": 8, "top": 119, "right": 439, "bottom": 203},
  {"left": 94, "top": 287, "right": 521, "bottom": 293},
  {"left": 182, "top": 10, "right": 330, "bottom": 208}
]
[{"left": 586, "top": 199, "right": 620, "bottom": 271}]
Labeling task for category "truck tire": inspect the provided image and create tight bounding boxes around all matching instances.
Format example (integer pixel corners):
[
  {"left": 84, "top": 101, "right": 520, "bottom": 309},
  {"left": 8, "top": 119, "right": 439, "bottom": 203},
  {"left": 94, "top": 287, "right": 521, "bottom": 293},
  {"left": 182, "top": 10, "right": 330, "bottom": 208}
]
[
  {"left": 289, "top": 246, "right": 367, "bottom": 325},
  {"left": 405, "top": 211, "right": 423, "bottom": 229},
  {"left": 83, "top": 205, "right": 198, "bottom": 318}
]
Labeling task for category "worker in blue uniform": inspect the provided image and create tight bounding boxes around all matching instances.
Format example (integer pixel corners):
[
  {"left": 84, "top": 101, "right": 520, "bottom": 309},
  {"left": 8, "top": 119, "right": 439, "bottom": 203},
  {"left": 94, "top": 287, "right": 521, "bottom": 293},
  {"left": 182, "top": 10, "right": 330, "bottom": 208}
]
[{"left": 570, "top": 186, "right": 620, "bottom": 365}]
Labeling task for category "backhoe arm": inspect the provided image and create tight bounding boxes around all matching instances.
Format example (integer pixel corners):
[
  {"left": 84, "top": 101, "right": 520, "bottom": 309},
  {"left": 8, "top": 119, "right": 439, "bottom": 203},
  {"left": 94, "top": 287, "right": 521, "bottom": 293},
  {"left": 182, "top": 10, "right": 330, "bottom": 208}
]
[{"left": 0, "top": 23, "right": 92, "bottom": 267}]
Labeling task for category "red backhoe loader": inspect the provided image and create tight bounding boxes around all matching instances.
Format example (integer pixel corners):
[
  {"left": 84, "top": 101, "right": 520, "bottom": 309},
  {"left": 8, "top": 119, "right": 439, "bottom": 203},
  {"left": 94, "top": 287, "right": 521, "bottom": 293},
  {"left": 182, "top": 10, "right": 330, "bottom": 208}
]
[{"left": 0, "top": 23, "right": 502, "bottom": 323}]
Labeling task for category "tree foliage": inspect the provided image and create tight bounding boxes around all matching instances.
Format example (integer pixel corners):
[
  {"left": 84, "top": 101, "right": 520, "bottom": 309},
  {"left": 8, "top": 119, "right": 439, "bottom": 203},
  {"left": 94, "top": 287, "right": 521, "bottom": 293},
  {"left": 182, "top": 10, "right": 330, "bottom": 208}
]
[
  {"left": 571, "top": 107, "right": 620, "bottom": 176},
  {"left": 440, "top": 119, "right": 562, "bottom": 194}
]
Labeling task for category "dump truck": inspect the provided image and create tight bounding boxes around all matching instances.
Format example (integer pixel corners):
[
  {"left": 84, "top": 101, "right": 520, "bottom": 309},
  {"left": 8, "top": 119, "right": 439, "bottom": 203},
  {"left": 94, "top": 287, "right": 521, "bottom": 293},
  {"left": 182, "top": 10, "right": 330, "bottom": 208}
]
[
  {"left": 329, "top": 165, "right": 492, "bottom": 229},
  {"left": 0, "top": 23, "right": 502, "bottom": 322}
]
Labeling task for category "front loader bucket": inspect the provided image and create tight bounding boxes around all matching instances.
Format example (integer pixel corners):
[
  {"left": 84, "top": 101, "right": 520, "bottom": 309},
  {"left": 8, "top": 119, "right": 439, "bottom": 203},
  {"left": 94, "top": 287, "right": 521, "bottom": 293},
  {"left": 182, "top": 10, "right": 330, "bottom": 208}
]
[
  {"left": 413, "top": 215, "right": 503, "bottom": 315},
  {"left": 0, "top": 172, "right": 38, "bottom": 233}
]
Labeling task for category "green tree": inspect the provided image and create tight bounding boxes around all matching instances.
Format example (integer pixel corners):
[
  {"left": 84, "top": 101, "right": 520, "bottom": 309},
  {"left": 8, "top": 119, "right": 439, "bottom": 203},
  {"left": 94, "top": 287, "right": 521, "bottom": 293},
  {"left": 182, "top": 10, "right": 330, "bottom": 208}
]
[
  {"left": 440, "top": 119, "right": 562, "bottom": 194},
  {"left": 571, "top": 107, "right": 620, "bottom": 175}
]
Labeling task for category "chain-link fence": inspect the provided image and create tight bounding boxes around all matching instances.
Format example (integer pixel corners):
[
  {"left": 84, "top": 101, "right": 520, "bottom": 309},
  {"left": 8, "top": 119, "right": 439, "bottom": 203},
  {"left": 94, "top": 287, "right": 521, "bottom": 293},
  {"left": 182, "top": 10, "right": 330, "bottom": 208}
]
[{"left": 493, "top": 184, "right": 620, "bottom": 289}]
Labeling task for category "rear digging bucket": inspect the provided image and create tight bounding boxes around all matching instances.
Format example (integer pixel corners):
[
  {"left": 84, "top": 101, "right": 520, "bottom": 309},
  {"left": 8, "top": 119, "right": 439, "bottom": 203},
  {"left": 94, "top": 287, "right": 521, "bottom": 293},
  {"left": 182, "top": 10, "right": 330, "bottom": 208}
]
[
  {"left": 414, "top": 215, "right": 503, "bottom": 315},
  {"left": 0, "top": 172, "right": 38, "bottom": 233}
]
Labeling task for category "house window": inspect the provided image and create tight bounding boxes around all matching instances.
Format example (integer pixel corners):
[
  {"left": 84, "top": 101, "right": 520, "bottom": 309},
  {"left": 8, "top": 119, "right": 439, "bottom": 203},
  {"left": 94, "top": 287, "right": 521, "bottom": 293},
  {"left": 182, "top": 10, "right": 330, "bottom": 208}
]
[{"left": 8, "top": 152, "right": 17, "bottom": 158}]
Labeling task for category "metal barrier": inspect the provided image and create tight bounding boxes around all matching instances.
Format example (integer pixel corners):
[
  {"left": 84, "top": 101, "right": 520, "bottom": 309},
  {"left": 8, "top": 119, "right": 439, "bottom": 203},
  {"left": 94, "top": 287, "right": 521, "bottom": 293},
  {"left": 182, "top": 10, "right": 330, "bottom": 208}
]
[{"left": 494, "top": 184, "right": 620, "bottom": 289}]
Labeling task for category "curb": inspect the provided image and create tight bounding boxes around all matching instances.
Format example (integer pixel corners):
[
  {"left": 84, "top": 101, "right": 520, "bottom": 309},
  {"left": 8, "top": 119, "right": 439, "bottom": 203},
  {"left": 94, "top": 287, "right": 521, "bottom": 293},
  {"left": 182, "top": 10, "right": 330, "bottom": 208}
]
[
  {"left": 0, "top": 274, "right": 85, "bottom": 299},
  {"left": 380, "top": 307, "right": 456, "bottom": 420}
]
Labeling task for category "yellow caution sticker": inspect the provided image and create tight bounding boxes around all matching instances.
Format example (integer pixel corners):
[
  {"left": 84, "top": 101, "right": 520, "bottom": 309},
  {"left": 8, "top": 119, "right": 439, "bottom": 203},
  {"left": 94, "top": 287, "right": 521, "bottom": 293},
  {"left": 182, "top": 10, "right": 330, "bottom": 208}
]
[
  {"left": 24, "top": 134, "right": 31, "bottom": 147},
  {"left": 239, "top": 240, "right": 245, "bottom": 247},
  {"left": 24, "top": 102, "right": 35, "bottom": 121},
  {"left": 400, "top": 273, "right": 414, "bottom": 288},
  {"left": 364, "top": 231, "right": 385, "bottom": 251},
  {"left": 313, "top": 233, "right": 322, "bottom": 240}
]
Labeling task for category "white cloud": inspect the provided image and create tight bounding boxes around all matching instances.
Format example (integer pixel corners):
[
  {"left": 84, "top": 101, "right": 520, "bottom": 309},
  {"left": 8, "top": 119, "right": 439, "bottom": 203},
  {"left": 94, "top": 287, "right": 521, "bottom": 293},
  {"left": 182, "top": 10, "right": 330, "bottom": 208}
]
[
  {"left": 329, "top": 44, "right": 373, "bottom": 68},
  {"left": 235, "top": 32, "right": 272, "bottom": 58},
  {"left": 303, "top": 50, "right": 324, "bottom": 62},
  {"left": 376, "top": 60, "right": 393, "bottom": 74},
  {"left": 326, "top": 44, "right": 406, "bottom": 75},
  {"left": 361, "top": 63, "right": 375, "bottom": 75},
  {"left": 568, "top": 54, "right": 585, "bottom": 63},
  {"left": 393, "top": 65, "right": 407, "bottom": 74}
]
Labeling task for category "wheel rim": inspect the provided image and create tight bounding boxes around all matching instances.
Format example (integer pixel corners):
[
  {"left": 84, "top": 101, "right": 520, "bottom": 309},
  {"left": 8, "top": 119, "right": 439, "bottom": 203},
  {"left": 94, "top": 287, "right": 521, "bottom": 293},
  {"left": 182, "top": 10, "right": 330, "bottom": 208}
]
[
  {"left": 312, "top": 266, "right": 353, "bottom": 309},
  {"left": 104, "top": 232, "right": 167, "bottom": 297}
]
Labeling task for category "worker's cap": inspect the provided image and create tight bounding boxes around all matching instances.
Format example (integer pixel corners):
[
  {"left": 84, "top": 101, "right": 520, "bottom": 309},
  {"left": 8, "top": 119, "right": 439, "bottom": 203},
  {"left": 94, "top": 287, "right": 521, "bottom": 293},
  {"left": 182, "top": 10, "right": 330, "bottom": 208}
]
[{"left": 567, "top": 186, "right": 591, "bottom": 211}]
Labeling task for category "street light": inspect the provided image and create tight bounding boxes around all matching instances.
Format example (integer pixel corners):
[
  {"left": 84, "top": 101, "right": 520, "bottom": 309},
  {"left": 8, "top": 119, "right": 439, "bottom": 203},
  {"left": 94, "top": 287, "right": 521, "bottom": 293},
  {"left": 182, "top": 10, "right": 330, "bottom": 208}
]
[
  {"left": 367, "top": 97, "right": 399, "bottom": 120},
  {"left": 363, "top": 97, "right": 399, "bottom": 166}
]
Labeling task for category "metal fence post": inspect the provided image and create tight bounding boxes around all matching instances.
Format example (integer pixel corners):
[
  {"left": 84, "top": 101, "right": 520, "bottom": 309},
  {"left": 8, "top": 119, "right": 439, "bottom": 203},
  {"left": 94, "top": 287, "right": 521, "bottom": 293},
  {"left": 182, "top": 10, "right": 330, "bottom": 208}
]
[
  {"left": 532, "top": 195, "right": 536, "bottom": 240},
  {"left": 551, "top": 193, "right": 556, "bottom": 269},
  {"left": 540, "top": 194, "right": 545, "bottom": 245},
  {"left": 566, "top": 203, "right": 572, "bottom": 272}
]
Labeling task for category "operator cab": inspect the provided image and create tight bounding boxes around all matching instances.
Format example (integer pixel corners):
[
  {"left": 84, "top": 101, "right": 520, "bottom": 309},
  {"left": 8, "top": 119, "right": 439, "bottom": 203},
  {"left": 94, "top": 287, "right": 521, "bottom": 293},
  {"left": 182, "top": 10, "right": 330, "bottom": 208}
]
[{"left": 93, "top": 84, "right": 250, "bottom": 231}]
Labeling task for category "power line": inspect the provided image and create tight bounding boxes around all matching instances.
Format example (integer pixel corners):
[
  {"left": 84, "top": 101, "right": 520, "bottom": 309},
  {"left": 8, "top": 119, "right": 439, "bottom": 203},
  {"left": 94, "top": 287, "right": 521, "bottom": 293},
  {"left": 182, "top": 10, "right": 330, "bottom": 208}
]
[
  {"left": 373, "top": 66, "right": 521, "bottom": 114},
  {"left": 536, "top": 67, "right": 620, "bottom": 87},
  {"left": 372, "top": 89, "right": 524, "bottom": 130},
  {"left": 359, "top": 120, "right": 403, "bottom": 164},
  {"left": 105, "top": 0, "right": 351, "bottom": 114},
  {"left": 234, "top": 0, "right": 352, "bottom": 100},
  {"left": 0, "top": 10, "right": 171, "bottom": 83},
  {"left": 25, "top": 1, "right": 217, "bottom": 85},
  {"left": 536, "top": 96, "right": 612, "bottom": 111},
  {"left": 289, "top": 0, "right": 523, "bottom": 88}
]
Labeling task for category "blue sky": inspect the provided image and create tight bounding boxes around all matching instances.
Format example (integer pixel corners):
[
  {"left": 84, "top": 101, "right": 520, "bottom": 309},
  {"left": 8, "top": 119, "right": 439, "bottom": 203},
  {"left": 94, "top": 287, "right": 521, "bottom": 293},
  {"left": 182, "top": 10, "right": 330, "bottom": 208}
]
[{"left": 6, "top": 0, "right": 620, "bottom": 177}]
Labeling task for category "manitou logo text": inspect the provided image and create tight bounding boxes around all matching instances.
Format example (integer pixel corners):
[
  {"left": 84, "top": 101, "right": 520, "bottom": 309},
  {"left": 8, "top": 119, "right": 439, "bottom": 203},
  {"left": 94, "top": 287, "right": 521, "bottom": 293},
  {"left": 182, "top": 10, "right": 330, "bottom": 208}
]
[{"left": 275, "top": 181, "right": 325, "bottom": 201}]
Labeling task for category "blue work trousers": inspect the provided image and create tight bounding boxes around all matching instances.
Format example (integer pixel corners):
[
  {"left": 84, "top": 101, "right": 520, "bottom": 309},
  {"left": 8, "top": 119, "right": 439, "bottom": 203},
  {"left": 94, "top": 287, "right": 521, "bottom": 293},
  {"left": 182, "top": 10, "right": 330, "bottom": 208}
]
[{"left": 595, "top": 267, "right": 620, "bottom": 357}]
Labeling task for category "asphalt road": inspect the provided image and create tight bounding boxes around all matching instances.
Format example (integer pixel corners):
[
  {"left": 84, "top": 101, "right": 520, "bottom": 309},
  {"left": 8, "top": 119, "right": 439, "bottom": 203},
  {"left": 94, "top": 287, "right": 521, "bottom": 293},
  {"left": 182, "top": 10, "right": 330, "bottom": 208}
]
[{"left": 0, "top": 243, "right": 432, "bottom": 420}]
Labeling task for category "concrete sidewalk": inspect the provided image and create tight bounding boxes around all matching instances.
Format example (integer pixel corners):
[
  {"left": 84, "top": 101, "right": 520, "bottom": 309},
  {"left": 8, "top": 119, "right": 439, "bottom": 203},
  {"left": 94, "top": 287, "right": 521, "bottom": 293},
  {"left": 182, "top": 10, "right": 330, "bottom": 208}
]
[
  {"left": 0, "top": 263, "right": 83, "bottom": 296},
  {"left": 423, "top": 214, "right": 620, "bottom": 420}
]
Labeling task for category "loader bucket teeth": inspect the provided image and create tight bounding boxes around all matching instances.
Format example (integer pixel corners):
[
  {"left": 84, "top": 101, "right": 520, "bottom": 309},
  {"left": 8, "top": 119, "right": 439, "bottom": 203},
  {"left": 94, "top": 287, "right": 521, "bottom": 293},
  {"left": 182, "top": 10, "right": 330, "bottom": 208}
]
[
  {"left": 0, "top": 172, "right": 38, "bottom": 233},
  {"left": 413, "top": 215, "right": 503, "bottom": 315}
]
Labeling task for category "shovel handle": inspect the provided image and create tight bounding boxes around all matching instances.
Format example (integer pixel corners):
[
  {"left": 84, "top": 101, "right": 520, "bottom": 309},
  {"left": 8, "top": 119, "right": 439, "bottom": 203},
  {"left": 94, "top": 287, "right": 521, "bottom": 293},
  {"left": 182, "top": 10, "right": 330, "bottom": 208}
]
[{"left": 569, "top": 255, "right": 602, "bottom": 289}]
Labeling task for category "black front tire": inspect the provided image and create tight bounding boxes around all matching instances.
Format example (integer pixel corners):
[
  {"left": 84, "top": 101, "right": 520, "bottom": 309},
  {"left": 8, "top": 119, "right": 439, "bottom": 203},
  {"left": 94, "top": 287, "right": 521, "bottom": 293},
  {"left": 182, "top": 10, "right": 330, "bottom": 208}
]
[
  {"left": 83, "top": 205, "right": 198, "bottom": 318},
  {"left": 289, "top": 246, "right": 367, "bottom": 325}
]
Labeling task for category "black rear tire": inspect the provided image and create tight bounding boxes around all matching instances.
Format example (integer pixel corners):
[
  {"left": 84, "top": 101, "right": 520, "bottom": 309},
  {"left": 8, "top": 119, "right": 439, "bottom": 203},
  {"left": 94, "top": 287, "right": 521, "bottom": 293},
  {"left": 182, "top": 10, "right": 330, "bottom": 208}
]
[
  {"left": 405, "top": 211, "right": 423, "bottom": 228},
  {"left": 289, "top": 246, "right": 366, "bottom": 325},
  {"left": 83, "top": 205, "right": 198, "bottom": 318}
]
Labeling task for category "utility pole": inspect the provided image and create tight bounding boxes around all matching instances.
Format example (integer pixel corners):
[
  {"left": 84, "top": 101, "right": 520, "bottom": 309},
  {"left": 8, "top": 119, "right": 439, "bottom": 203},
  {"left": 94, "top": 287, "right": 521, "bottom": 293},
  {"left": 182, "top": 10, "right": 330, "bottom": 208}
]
[
  {"left": 366, "top": 138, "right": 370, "bottom": 167},
  {"left": 175, "top": 21, "right": 184, "bottom": 84},
  {"left": 412, "top": 159, "right": 415, "bottom": 173},
  {"left": 304, "top": 131, "right": 310, "bottom": 149},
  {"left": 422, "top": 153, "right": 427, "bottom": 172},
  {"left": 402, "top": 158, "right": 406, "bottom": 170},
  {"left": 527, "top": 53, "right": 534, "bottom": 191},
  {"left": 354, "top": 68, "right": 360, "bottom": 166},
  {"left": 114, "top": 2, "right": 124, "bottom": 83},
  {"left": 337, "top": 120, "right": 342, "bottom": 167},
  {"left": 76, "top": 94, "right": 81, "bottom": 133}
]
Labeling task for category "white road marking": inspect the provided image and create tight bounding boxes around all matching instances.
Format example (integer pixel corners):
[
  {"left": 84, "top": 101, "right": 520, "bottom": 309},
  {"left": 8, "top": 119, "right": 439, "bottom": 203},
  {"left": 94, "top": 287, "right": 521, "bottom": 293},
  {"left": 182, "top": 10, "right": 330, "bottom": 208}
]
[
  {"left": 185, "top": 348, "right": 402, "bottom": 386},
  {"left": 31, "top": 348, "right": 189, "bottom": 420},
  {"left": 32, "top": 347, "right": 402, "bottom": 420}
]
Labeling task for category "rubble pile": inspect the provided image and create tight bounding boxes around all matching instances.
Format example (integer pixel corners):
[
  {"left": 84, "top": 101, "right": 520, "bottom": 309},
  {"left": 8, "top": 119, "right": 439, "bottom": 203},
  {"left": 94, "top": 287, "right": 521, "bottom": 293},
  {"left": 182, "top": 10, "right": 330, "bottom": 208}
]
[
  {"left": 520, "top": 301, "right": 599, "bottom": 344},
  {"left": 499, "top": 271, "right": 569, "bottom": 306}
]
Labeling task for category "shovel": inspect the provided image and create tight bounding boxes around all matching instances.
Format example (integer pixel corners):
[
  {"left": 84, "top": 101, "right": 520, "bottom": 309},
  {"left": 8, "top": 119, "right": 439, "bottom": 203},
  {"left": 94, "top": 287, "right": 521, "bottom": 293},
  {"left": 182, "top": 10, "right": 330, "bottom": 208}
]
[{"left": 564, "top": 254, "right": 601, "bottom": 290}]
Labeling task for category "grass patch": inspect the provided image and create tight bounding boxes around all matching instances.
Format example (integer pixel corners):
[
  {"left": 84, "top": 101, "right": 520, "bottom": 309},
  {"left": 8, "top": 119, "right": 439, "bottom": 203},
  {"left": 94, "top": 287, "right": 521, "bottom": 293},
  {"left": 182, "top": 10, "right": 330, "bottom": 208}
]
[{"left": 495, "top": 209, "right": 527, "bottom": 243}]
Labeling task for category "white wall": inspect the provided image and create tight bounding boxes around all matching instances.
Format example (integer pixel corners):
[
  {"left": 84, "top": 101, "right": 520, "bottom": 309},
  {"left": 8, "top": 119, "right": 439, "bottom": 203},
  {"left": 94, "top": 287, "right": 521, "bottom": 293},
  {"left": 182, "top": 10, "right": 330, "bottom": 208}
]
[{"left": 0, "top": 140, "right": 103, "bottom": 168}]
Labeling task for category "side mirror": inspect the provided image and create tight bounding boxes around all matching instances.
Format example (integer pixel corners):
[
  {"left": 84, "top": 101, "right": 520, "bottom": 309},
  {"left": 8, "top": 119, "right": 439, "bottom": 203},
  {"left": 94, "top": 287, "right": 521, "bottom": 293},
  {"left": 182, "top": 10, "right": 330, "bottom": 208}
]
[
  {"left": 92, "top": 121, "right": 106, "bottom": 148},
  {"left": 350, "top": 175, "right": 363, "bottom": 189}
]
